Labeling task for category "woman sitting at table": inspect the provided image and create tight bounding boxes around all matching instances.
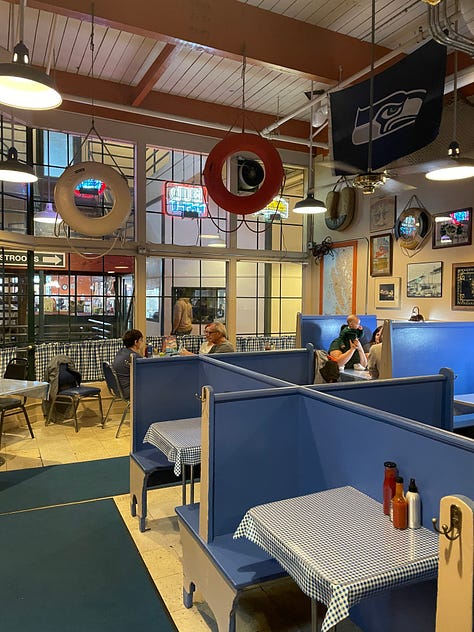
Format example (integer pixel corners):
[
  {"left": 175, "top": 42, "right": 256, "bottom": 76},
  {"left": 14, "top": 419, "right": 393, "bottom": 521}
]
[{"left": 367, "top": 327, "right": 383, "bottom": 379}]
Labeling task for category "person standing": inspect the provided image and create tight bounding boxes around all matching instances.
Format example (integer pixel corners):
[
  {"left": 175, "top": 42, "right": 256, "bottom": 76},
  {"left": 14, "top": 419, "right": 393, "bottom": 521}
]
[
  {"left": 112, "top": 329, "right": 144, "bottom": 399},
  {"left": 171, "top": 293, "right": 193, "bottom": 336}
]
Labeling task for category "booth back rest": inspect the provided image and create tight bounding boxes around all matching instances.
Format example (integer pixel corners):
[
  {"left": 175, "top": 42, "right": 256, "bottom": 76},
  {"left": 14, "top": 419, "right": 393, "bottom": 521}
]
[
  {"left": 203, "top": 384, "right": 474, "bottom": 540},
  {"left": 296, "top": 313, "right": 377, "bottom": 351},
  {"left": 309, "top": 371, "right": 454, "bottom": 430},
  {"left": 384, "top": 320, "right": 474, "bottom": 394},
  {"left": 132, "top": 355, "right": 294, "bottom": 452},
  {"left": 298, "top": 389, "right": 474, "bottom": 531},
  {"left": 207, "top": 345, "right": 314, "bottom": 384}
]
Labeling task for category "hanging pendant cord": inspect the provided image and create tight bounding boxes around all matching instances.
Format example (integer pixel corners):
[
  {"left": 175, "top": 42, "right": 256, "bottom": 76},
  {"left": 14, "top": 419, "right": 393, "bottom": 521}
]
[
  {"left": 241, "top": 52, "right": 247, "bottom": 134},
  {"left": 367, "top": 0, "right": 376, "bottom": 173},
  {"left": 90, "top": 2, "right": 95, "bottom": 129}
]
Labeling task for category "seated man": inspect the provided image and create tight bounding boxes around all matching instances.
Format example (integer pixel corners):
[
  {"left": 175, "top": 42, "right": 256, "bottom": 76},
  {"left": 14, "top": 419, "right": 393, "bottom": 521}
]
[
  {"left": 328, "top": 314, "right": 367, "bottom": 370},
  {"left": 180, "top": 321, "right": 234, "bottom": 355},
  {"left": 112, "top": 329, "right": 144, "bottom": 399}
]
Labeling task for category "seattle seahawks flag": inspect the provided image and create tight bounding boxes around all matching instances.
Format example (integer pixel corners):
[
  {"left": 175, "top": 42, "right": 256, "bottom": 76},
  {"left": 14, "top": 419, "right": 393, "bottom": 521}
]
[{"left": 329, "top": 39, "right": 447, "bottom": 173}]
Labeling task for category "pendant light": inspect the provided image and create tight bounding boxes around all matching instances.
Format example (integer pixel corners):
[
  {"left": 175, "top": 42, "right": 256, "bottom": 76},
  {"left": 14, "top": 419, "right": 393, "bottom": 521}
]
[
  {"left": 34, "top": 165, "right": 58, "bottom": 222},
  {"left": 0, "top": 0, "right": 62, "bottom": 110},
  {"left": 294, "top": 85, "right": 326, "bottom": 214},
  {"left": 0, "top": 117, "right": 38, "bottom": 183},
  {"left": 426, "top": 49, "right": 474, "bottom": 181}
]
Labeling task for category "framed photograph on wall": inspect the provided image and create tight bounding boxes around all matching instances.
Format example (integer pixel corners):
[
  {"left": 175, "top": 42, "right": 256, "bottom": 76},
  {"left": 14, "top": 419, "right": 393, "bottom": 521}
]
[
  {"left": 369, "top": 196, "right": 396, "bottom": 232},
  {"left": 407, "top": 261, "right": 443, "bottom": 298},
  {"left": 375, "top": 277, "right": 401, "bottom": 309},
  {"left": 432, "top": 207, "right": 472, "bottom": 249},
  {"left": 370, "top": 233, "right": 392, "bottom": 277},
  {"left": 452, "top": 262, "right": 474, "bottom": 310}
]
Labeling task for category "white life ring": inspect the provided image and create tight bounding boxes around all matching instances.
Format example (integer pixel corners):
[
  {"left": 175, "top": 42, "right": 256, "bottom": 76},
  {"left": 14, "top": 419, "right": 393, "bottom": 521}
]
[{"left": 54, "top": 161, "right": 132, "bottom": 237}]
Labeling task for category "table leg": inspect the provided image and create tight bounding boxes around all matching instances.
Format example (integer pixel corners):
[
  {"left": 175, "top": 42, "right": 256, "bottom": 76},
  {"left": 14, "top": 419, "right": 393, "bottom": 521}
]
[
  {"left": 311, "top": 599, "right": 325, "bottom": 632},
  {"left": 190, "top": 465, "right": 194, "bottom": 504},
  {"left": 181, "top": 464, "right": 187, "bottom": 505}
]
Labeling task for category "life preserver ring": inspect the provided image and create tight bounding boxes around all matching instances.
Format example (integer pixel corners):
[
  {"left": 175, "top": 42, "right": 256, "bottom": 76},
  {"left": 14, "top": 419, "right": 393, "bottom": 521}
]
[
  {"left": 54, "top": 161, "right": 132, "bottom": 237},
  {"left": 203, "top": 133, "right": 284, "bottom": 215}
]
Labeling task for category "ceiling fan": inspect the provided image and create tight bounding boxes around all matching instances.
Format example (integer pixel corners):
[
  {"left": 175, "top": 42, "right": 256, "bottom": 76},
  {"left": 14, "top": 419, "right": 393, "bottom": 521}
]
[{"left": 320, "top": 0, "right": 416, "bottom": 195}]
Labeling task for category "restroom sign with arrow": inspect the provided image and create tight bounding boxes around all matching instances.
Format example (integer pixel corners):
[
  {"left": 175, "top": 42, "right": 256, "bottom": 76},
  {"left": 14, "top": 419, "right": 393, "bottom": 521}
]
[{"left": 0, "top": 251, "right": 66, "bottom": 268}]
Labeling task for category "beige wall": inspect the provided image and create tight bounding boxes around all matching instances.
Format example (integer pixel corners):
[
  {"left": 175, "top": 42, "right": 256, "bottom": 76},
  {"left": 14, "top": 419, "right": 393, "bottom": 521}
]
[{"left": 312, "top": 166, "right": 474, "bottom": 322}]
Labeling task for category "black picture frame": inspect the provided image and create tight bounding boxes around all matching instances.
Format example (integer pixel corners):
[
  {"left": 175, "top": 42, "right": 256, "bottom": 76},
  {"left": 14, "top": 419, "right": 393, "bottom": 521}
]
[
  {"left": 432, "top": 207, "right": 472, "bottom": 249},
  {"left": 370, "top": 233, "right": 392, "bottom": 277},
  {"left": 452, "top": 262, "right": 474, "bottom": 310}
]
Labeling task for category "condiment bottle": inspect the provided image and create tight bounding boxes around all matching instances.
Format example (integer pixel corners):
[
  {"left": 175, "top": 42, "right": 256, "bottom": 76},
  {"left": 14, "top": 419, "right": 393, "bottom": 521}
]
[
  {"left": 383, "top": 461, "right": 397, "bottom": 515},
  {"left": 406, "top": 478, "right": 421, "bottom": 529},
  {"left": 392, "top": 476, "right": 408, "bottom": 530}
]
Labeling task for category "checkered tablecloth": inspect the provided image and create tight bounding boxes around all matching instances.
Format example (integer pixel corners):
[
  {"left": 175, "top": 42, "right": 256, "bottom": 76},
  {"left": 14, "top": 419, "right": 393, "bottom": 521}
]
[
  {"left": 143, "top": 417, "right": 201, "bottom": 476},
  {"left": 234, "top": 486, "right": 438, "bottom": 632}
]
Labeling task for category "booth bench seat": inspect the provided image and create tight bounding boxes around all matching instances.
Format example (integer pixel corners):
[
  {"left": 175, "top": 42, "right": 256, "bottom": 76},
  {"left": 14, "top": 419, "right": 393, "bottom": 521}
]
[{"left": 176, "top": 503, "right": 286, "bottom": 632}]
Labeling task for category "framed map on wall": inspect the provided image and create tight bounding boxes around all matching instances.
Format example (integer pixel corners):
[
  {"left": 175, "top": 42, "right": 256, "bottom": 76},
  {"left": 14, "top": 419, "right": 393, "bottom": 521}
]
[{"left": 319, "top": 240, "right": 357, "bottom": 314}]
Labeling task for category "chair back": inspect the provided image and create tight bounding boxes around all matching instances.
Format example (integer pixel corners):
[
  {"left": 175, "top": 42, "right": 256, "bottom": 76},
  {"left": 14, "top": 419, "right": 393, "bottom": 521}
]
[
  {"left": 103, "top": 361, "right": 126, "bottom": 400},
  {"left": 58, "top": 363, "right": 81, "bottom": 390},
  {"left": 4, "top": 357, "right": 29, "bottom": 380}
]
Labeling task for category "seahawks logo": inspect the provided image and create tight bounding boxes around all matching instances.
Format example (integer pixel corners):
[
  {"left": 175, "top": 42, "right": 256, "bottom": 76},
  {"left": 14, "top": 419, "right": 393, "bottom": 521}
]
[{"left": 352, "top": 90, "right": 426, "bottom": 146}]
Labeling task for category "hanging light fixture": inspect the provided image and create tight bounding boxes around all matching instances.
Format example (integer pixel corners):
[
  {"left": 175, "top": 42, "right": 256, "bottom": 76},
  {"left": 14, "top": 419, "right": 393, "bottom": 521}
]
[
  {"left": 426, "top": 50, "right": 474, "bottom": 181},
  {"left": 34, "top": 201, "right": 58, "bottom": 223},
  {"left": 0, "top": 0, "right": 62, "bottom": 110},
  {"left": 294, "top": 85, "right": 326, "bottom": 214},
  {"left": 0, "top": 118, "right": 38, "bottom": 183}
]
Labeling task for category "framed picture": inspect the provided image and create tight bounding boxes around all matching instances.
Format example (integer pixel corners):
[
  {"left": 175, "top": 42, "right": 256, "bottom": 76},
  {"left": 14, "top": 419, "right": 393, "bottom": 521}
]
[
  {"left": 432, "top": 207, "right": 472, "bottom": 249},
  {"left": 370, "top": 196, "right": 396, "bottom": 232},
  {"left": 370, "top": 233, "right": 392, "bottom": 277},
  {"left": 375, "top": 277, "right": 401, "bottom": 309},
  {"left": 452, "top": 262, "right": 474, "bottom": 310},
  {"left": 407, "top": 261, "right": 443, "bottom": 298},
  {"left": 319, "top": 240, "right": 357, "bottom": 314}
]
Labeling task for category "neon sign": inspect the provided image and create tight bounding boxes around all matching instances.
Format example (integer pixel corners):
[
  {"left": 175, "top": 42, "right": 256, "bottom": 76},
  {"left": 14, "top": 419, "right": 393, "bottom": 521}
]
[
  {"left": 163, "top": 182, "right": 208, "bottom": 218},
  {"left": 75, "top": 178, "right": 107, "bottom": 197},
  {"left": 253, "top": 196, "right": 289, "bottom": 221}
]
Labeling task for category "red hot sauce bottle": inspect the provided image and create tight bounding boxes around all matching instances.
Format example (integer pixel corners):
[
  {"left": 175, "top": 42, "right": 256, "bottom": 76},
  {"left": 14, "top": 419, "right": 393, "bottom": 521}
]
[
  {"left": 392, "top": 476, "right": 408, "bottom": 530},
  {"left": 383, "top": 461, "right": 397, "bottom": 515}
]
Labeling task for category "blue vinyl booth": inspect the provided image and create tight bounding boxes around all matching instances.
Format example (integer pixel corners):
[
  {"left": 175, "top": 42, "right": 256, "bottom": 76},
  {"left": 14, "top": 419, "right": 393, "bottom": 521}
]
[
  {"left": 296, "top": 312, "right": 377, "bottom": 351},
  {"left": 130, "top": 354, "right": 295, "bottom": 531},
  {"left": 381, "top": 320, "right": 474, "bottom": 427},
  {"left": 176, "top": 382, "right": 474, "bottom": 632},
  {"left": 203, "top": 344, "right": 315, "bottom": 384}
]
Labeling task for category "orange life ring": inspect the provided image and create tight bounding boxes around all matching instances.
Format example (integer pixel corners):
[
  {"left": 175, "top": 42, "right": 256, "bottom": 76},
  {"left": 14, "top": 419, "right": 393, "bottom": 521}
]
[{"left": 203, "top": 133, "right": 284, "bottom": 215}]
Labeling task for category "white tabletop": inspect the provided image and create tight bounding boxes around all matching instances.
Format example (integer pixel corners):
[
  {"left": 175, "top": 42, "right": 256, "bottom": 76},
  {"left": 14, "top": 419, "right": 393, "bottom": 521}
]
[
  {"left": 234, "top": 486, "right": 438, "bottom": 632},
  {"left": 339, "top": 368, "right": 372, "bottom": 381},
  {"left": 0, "top": 378, "right": 49, "bottom": 400},
  {"left": 143, "top": 417, "right": 201, "bottom": 476}
]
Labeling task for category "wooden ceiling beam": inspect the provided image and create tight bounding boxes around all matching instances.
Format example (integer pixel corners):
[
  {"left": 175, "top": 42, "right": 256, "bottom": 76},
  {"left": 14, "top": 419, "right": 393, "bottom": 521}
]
[
  {"left": 24, "top": 0, "right": 385, "bottom": 85},
  {"left": 130, "top": 43, "right": 179, "bottom": 107}
]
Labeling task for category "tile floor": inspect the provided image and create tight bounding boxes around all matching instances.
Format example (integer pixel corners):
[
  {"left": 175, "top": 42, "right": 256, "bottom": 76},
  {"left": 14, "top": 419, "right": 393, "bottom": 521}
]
[{"left": 0, "top": 388, "right": 361, "bottom": 632}]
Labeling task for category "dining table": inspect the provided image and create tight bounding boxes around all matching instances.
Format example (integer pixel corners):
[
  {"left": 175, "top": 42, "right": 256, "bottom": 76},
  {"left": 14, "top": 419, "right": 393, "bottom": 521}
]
[
  {"left": 0, "top": 377, "right": 50, "bottom": 466},
  {"left": 234, "top": 485, "right": 438, "bottom": 632},
  {"left": 143, "top": 416, "right": 201, "bottom": 505},
  {"left": 453, "top": 392, "right": 474, "bottom": 415}
]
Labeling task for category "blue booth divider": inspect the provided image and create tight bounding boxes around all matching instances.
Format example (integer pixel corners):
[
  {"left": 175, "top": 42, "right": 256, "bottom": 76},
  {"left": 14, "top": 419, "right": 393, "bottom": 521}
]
[
  {"left": 204, "top": 344, "right": 315, "bottom": 384},
  {"left": 183, "top": 383, "right": 474, "bottom": 632},
  {"left": 309, "top": 368, "right": 454, "bottom": 430},
  {"left": 296, "top": 313, "right": 377, "bottom": 351},
  {"left": 382, "top": 320, "right": 474, "bottom": 397}
]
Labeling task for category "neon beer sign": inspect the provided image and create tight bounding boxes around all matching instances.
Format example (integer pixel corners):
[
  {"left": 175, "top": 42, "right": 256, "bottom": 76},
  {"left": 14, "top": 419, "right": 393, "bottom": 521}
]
[{"left": 163, "top": 182, "right": 208, "bottom": 217}]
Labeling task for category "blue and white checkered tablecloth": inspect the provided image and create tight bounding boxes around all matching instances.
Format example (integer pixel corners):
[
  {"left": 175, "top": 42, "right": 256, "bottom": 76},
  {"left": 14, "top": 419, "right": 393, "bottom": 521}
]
[
  {"left": 234, "top": 486, "right": 438, "bottom": 632},
  {"left": 143, "top": 417, "right": 201, "bottom": 476}
]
